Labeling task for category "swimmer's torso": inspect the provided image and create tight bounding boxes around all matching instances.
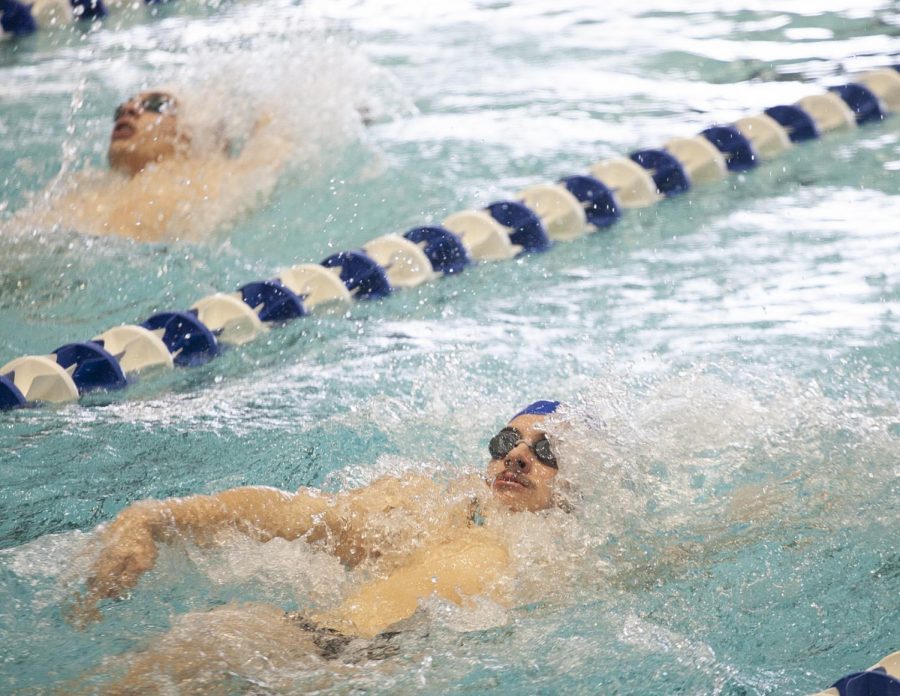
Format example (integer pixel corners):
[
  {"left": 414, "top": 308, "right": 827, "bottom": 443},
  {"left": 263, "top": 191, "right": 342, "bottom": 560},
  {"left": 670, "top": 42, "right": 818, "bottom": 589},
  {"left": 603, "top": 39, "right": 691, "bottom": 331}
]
[
  {"left": 307, "top": 474, "right": 494, "bottom": 572},
  {"left": 43, "top": 158, "right": 234, "bottom": 242},
  {"left": 18, "top": 125, "right": 290, "bottom": 241},
  {"left": 304, "top": 474, "right": 514, "bottom": 638}
]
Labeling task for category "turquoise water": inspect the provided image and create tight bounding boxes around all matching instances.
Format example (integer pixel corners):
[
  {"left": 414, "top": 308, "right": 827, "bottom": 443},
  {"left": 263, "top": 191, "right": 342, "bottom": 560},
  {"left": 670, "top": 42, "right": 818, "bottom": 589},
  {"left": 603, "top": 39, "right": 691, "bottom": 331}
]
[{"left": 1, "top": 0, "right": 899, "bottom": 693}]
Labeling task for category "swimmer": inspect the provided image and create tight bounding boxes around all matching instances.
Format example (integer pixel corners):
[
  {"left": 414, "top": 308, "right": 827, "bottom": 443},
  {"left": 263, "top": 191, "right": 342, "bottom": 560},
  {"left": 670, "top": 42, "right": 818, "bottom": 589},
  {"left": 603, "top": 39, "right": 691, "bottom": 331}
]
[
  {"left": 69, "top": 401, "right": 567, "bottom": 686},
  {"left": 107, "top": 90, "right": 188, "bottom": 177},
  {"left": 76, "top": 400, "right": 563, "bottom": 631},
  {"left": 22, "top": 88, "right": 294, "bottom": 241}
]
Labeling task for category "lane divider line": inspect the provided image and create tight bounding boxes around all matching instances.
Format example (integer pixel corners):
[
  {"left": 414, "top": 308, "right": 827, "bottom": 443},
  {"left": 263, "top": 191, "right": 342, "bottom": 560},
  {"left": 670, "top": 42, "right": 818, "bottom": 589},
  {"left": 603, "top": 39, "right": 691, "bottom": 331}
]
[{"left": 2, "top": 67, "right": 898, "bottom": 410}]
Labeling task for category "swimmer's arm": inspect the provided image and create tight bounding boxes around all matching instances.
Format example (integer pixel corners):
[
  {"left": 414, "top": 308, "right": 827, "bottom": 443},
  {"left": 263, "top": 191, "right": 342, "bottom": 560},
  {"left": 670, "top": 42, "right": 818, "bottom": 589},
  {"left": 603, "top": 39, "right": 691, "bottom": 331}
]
[
  {"left": 75, "top": 486, "right": 329, "bottom": 620},
  {"left": 120, "top": 485, "right": 331, "bottom": 546},
  {"left": 151, "top": 486, "right": 331, "bottom": 543},
  {"left": 226, "top": 113, "right": 293, "bottom": 175}
]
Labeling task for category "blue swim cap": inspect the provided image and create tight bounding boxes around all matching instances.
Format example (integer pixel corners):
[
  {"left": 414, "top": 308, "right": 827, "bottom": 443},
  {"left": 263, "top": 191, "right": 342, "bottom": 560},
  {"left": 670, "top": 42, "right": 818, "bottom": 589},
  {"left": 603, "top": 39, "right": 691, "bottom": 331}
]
[{"left": 511, "top": 400, "right": 560, "bottom": 421}]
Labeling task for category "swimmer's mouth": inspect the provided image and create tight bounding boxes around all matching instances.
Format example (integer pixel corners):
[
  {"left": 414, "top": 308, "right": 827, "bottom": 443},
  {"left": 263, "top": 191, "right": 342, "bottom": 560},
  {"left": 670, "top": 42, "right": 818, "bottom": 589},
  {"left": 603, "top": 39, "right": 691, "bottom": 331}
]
[
  {"left": 493, "top": 472, "right": 532, "bottom": 490},
  {"left": 112, "top": 121, "right": 136, "bottom": 141}
]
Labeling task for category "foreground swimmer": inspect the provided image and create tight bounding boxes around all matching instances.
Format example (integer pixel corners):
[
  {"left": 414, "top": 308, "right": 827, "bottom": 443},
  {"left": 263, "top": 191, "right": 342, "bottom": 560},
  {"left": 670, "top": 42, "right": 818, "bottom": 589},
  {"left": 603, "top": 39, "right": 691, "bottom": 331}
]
[
  {"left": 74, "top": 400, "right": 566, "bottom": 648},
  {"left": 27, "top": 89, "right": 292, "bottom": 241}
]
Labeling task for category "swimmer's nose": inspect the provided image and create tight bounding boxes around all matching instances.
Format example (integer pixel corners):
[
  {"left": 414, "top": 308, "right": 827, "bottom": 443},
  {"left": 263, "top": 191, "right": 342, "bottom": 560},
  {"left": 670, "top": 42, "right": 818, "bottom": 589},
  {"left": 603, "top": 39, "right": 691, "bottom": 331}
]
[
  {"left": 117, "top": 101, "right": 140, "bottom": 119},
  {"left": 504, "top": 446, "right": 532, "bottom": 474}
]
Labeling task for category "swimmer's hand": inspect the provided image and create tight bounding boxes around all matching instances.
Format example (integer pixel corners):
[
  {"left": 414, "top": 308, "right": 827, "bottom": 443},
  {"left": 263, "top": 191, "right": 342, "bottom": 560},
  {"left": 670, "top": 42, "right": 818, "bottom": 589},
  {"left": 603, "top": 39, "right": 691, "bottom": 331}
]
[{"left": 68, "top": 502, "right": 162, "bottom": 626}]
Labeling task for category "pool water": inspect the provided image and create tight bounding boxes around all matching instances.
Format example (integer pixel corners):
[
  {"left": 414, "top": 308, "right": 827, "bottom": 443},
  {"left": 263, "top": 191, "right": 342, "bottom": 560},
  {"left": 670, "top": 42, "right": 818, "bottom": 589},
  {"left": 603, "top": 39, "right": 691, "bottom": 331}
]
[{"left": 1, "top": 0, "right": 899, "bottom": 693}]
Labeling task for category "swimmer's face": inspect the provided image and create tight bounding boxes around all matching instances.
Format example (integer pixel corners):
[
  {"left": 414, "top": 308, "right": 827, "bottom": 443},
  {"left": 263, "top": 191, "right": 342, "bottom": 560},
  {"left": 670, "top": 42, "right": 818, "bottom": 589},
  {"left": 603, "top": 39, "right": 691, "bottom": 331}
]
[
  {"left": 108, "top": 91, "right": 187, "bottom": 176},
  {"left": 486, "top": 414, "right": 558, "bottom": 513}
]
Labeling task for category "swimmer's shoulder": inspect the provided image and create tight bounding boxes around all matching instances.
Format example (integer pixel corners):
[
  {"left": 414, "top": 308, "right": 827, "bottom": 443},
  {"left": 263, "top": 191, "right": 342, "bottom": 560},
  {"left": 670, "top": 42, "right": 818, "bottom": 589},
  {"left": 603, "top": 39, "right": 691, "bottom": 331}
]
[
  {"left": 361, "top": 473, "right": 443, "bottom": 502},
  {"left": 316, "top": 474, "right": 441, "bottom": 522}
]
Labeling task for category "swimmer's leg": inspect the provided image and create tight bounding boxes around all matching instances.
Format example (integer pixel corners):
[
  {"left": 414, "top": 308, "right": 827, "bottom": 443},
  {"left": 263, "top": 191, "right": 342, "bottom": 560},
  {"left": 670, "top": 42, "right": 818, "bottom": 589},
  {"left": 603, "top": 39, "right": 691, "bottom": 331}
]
[{"left": 94, "top": 603, "right": 329, "bottom": 695}]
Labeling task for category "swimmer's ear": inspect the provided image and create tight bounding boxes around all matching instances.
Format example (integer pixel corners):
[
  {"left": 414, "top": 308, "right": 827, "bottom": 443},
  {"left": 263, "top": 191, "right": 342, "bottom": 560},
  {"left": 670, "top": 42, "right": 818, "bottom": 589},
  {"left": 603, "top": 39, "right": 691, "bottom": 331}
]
[
  {"left": 552, "top": 494, "right": 576, "bottom": 515},
  {"left": 551, "top": 480, "right": 580, "bottom": 514},
  {"left": 207, "top": 120, "right": 234, "bottom": 156}
]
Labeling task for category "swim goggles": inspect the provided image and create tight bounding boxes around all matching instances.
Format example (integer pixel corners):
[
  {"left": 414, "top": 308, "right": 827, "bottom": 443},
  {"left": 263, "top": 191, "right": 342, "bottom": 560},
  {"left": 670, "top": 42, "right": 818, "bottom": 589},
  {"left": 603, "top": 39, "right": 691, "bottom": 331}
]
[
  {"left": 114, "top": 93, "right": 176, "bottom": 120},
  {"left": 489, "top": 427, "right": 558, "bottom": 469}
]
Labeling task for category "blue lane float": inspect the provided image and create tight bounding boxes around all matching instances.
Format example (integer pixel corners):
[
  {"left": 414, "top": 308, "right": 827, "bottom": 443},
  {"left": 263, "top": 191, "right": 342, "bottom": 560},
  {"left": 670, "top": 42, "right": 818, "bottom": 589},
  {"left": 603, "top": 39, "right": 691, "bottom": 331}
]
[
  {"left": 1, "top": 68, "right": 898, "bottom": 410},
  {"left": 0, "top": 0, "right": 38, "bottom": 37},
  {"left": 239, "top": 281, "right": 306, "bottom": 323},
  {"left": 559, "top": 175, "right": 621, "bottom": 228},
  {"left": 141, "top": 312, "right": 219, "bottom": 367},
  {"left": 403, "top": 227, "right": 470, "bottom": 275},
  {"left": 52, "top": 342, "right": 127, "bottom": 394},
  {"left": 815, "top": 651, "right": 900, "bottom": 696},
  {"left": 0, "top": 375, "right": 27, "bottom": 411},
  {"left": 701, "top": 125, "right": 758, "bottom": 171},
  {"left": 486, "top": 201, "right": 552, "bottom": 253},
  {"left": 70, "top": 0, "right": 106, "bottom": 19},
  {"left": 829, "top": 670, "right": 900, "bottom": 696},
  {"left": 630, "top": 149, "right": 691, "bottom": 196},
  {"left": 321, "top": 251, "right": 393, "bottom": 300},
  {"left": 0, "top": 0, "right": 107, "bottom": 38},
  {"left": 764, "top": 104, "right": 820, "bottom": 142},
  {"left": 829, "top": 83, "right": 885, "bottom": 125}
]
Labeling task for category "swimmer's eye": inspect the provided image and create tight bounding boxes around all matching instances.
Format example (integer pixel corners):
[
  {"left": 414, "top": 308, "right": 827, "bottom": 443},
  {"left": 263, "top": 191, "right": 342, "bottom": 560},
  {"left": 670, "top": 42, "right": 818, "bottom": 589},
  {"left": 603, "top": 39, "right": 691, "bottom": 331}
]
[
  {"left": 532, "top": 438, "right": 557, "bottom": 469},
  {"left": 489, "top": 429, "right": 520, "bottom": 460},
  {"left": 141, "top": 93, "right": 175, "bottom": 114},
  {"left": 113, "top": 93, "right": 176, "bottom": 121},
  {"left": 488, "top": 428, "right": 558, "bottom": 469}
]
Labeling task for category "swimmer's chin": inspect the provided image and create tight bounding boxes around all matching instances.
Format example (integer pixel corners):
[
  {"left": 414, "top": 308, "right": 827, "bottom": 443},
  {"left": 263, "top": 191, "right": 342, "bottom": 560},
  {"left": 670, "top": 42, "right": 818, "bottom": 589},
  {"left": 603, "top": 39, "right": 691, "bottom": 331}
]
[
  {"left": 493, "top": 479, "right": 529, "bottom": 493},
  {"left": 491, "top": 480, "right": 531, "bottom": 508}
]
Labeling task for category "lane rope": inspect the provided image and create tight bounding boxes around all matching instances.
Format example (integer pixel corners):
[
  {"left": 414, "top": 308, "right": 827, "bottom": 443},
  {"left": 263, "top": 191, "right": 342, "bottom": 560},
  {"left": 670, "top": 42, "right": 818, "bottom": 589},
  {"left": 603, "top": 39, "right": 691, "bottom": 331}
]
[{"left": 2, "top": 67, "right": 899, "bottom": 410}]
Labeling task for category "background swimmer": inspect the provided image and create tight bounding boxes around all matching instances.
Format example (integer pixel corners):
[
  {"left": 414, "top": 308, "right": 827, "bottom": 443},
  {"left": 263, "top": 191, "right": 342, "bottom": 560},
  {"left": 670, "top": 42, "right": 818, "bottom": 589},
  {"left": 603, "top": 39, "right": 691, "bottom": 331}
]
[
  {"left": 107, "top": 90, "right": 187, "bottom": 177},
  {"left": 22, "top": 87, "right": 294, "bottom": 242},
  {"left": 6, "top": 44, "right": 406, "bottom": 243}
]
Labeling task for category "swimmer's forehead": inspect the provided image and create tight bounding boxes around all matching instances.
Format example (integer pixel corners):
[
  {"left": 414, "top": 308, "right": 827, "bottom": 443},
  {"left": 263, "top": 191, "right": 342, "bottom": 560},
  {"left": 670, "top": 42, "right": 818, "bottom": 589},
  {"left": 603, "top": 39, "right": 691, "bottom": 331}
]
[
  {"left": 505, "top": 413, "right": 550, "bottom": 436},
  {"left": 132, "top": 90, "right": 179, "bottom": 105}
]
